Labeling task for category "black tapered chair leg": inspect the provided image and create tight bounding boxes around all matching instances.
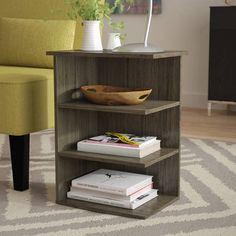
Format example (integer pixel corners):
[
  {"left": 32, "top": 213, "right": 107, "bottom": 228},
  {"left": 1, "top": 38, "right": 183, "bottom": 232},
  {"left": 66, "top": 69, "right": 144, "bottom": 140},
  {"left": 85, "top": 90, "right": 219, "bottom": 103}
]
[{"left": 9, "top": 134, "right": 30, "bottom": 191}]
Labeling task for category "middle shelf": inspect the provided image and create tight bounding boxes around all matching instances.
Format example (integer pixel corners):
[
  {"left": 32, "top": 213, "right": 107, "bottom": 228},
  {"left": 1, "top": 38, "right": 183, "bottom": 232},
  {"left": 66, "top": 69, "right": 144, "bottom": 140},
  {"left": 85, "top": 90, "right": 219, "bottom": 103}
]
[
  {"left": 59, "top": 148, "right": 179, "bottom": 168},
  {"left": 58, "top": 100, "right": 180, "bottom": 115}
]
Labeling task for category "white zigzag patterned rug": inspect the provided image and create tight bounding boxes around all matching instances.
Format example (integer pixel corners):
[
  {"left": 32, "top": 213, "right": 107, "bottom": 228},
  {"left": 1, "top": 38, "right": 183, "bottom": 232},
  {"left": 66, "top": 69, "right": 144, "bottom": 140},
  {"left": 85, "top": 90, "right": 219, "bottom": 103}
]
[{"left": 0, "top": 130, "right": 236, "bottom": 236}]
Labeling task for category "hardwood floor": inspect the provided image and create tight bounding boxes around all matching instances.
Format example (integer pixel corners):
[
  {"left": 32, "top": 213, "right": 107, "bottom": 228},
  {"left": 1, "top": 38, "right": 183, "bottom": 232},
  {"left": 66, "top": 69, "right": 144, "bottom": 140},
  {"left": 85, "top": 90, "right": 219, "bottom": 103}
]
[{"left": 181, "top": 107, "right": 236, "bottom": 142}]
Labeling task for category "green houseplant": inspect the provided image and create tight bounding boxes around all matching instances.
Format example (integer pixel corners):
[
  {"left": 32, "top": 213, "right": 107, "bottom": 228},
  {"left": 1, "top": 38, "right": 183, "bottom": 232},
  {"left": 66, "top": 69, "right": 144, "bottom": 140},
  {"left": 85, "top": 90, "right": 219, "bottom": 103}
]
[{"left": 65, "top": 0, "right": 133, "bottom": 51}]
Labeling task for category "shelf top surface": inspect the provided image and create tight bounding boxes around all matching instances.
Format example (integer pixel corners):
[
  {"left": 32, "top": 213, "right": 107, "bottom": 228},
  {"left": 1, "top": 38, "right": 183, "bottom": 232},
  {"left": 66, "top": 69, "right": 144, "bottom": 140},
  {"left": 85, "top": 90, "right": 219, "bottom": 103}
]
[
  {"left": 59, "top": 100, "right": 180, "bottom": 115},
  {"left": 62, "top": 194, "right": 178, "bottom": 219},
  {"left": 59, "top": 148, "right": 179, "bottom": 168},
  {"left": 47, "top": 50, "right": 187, "bottom": 59}
]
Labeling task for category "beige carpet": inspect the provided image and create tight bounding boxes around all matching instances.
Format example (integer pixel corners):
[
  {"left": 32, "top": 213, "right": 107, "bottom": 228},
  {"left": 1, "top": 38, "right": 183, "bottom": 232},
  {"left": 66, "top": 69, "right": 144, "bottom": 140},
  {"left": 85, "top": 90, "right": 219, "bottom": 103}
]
[{"left": 0, "top": 130, "right": 236, "bottom": 236}]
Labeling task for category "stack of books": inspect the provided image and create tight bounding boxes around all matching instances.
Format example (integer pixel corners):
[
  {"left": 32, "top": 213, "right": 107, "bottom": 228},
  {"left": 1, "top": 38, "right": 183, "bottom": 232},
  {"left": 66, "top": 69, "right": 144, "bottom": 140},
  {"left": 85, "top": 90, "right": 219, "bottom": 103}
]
[
  {"left": 77, "top": 132, "right": 161, "bottom": 158},
  {"left": 67, "top": 169, "right": 158, "bottom": 209}
]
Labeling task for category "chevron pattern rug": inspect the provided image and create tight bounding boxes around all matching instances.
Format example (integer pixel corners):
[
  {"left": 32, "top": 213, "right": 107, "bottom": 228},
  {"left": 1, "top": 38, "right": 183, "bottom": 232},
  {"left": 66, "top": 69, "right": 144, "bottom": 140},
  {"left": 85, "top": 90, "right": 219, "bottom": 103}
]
[{"left": 0, "top": 130, "right": 236, "bottom": 236}]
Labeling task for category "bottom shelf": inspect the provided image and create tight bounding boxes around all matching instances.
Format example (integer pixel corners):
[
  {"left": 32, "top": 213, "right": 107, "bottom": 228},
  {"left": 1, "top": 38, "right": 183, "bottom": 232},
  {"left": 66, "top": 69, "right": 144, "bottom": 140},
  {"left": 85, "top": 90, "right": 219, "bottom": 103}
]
[{"left": 58, "top": 195, "right": 178, "bottom": 219}]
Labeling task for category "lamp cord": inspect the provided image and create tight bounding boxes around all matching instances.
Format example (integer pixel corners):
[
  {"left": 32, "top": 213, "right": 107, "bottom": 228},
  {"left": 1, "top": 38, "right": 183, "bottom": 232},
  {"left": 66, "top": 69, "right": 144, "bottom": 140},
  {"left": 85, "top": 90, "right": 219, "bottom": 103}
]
[{"left": 144, "top": 0, "right": 153, "bottom": 47}]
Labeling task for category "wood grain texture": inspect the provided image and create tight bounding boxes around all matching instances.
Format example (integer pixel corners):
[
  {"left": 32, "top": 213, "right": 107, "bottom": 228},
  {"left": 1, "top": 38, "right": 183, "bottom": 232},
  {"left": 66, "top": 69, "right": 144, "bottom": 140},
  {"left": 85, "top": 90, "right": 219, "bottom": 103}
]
[
  {"left": 59, "top": 100, "right": 180, "bottom": 115},
  {"left": 47, "top": 50, "right": 187, "bottom": 59},
  {"left": 97, "top": 107, "right": 180, "bottom": 148},
  {"left": 58, "top": 148, "right": 179, "bottom": 168},
  {"left": 51, "top": 51, "right": 182, "bottom": 217},
  {"left": 54, "top": 56, "right": 99, "bottom": 201},
  {"left": 127, "top": 57, "right": 181, "bottom": 101},
  {"left": 96, "top": 57, "right": 181, "bottom": 101},
  {"left": 58, "top": 195, "right": 178, "bottom": 219},
  {"left": 146, "top": 154, "right": 180, "bottom": 196}
]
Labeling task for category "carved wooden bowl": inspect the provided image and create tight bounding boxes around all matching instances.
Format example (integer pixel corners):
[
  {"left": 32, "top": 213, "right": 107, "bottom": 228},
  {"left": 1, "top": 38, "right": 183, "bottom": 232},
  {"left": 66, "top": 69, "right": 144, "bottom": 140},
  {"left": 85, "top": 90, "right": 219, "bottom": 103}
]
[{"left": 80, "top": 85, "right": 152, "bottom": 105}]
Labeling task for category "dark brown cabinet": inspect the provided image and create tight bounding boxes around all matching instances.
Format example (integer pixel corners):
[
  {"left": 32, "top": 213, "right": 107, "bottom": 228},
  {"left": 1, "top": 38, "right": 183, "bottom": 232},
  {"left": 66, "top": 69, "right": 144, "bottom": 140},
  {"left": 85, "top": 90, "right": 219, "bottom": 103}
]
[{"left": 208, "top": 6, "right": 236, "bottom": 115}]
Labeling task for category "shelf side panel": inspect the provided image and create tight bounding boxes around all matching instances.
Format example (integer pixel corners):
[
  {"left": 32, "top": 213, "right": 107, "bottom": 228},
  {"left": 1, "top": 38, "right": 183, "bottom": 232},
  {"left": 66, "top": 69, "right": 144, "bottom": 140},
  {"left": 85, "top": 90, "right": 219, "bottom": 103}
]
[
  {"left": 97, "top": 107, "right": 180, "bottom": 149},
  {"left": 56, "top": 158, "right": 99, "bottom": 202},
  {"left": 56, "top": 110, "right": 99, "bottom": 201},
  {"left": 96, "top": 57, "right": 181, "bottom": 101},
  {"left": 55, "top": 56, "right": 98, "bottom": 104},
  {"left": 144, "top": 107, "right": 180, "bottom": 148},
  {"left": 127, "top": 57, "right": 181, "bottom": 101},
  {"left": 57, "top": 110, "right": 98, "bottom": 151},
  {"left": 146, "top": 154, "right": 180, "bottom": 196},
  {"left": 54, "top": 56, "right": 99, "bottom": 150},
  {"left": 54, "top": 56, "right": 99, "bottom": 202},
  {"left": 54, "top": 56, "right": 76, "bottom": 104},
  {"left": 97, "top": 58, "right": 128, "bottom": 87}
]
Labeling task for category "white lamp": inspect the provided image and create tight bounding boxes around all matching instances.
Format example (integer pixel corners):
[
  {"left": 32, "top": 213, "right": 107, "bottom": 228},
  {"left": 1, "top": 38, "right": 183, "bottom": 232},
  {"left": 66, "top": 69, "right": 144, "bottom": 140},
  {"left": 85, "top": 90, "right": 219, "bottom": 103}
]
[{"left": 113, "top": 0, "right": 164, "bottom": 53}]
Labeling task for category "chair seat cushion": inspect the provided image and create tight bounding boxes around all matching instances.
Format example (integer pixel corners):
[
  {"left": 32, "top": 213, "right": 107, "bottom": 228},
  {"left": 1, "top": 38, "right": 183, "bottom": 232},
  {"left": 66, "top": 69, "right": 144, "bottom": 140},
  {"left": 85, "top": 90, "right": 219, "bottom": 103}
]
[{"left": 0, "top": 66, "right": 54, "bottom": 135}]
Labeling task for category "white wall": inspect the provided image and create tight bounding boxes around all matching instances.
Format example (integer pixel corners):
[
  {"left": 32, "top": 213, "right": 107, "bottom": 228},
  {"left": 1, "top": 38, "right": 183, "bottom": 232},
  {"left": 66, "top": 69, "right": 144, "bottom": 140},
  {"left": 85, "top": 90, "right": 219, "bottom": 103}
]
[{"left": 103, "top": 0, "right": 236, "bottom": 108}]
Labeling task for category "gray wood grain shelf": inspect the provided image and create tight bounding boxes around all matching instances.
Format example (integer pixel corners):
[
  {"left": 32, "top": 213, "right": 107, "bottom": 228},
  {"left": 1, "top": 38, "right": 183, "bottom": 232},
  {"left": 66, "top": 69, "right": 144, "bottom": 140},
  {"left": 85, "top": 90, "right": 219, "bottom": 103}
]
[
  {"left": 58, "top": 195, "right": 178, "bottom": 219},
  {"left": 59, "top": 148, "right": 179, "bottom": 168},
  {"left": 47, "top": 50, "right": 187, "bottom": 59},
  {"left": 59, "top": 100, "right": 180, "bottom": 115},
  {"left": 49, "top": 50, "right": 184, "bottom": 219}
]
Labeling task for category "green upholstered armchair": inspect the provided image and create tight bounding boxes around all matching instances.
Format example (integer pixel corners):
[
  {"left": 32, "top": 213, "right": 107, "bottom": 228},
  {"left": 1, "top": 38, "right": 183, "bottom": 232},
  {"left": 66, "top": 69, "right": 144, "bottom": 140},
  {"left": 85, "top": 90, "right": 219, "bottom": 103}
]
[{"left": 0, "top": 17, "right": 78, "bottom": 191}]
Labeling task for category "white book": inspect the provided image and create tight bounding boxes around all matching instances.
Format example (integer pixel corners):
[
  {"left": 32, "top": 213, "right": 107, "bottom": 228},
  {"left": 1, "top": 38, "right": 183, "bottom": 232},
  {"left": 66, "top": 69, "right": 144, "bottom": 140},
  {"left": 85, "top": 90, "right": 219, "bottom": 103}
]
[
  {"left": 70, "top": 183, "right": 153, "bottom": 203},
  {"left": 67, "top": 189, "right": 158, "bottom": 209},
  {"left": 77, "top": 142, "right": 160, "bottom": 158},
  {"left": 77, "top": 133, "right": 161, "bottom": 158},
  {"left": 130, "top": 189, "right": 158, "bottom": 209},
  {"left": 71, "top": 169, "right": 153, "bottom": 196}
]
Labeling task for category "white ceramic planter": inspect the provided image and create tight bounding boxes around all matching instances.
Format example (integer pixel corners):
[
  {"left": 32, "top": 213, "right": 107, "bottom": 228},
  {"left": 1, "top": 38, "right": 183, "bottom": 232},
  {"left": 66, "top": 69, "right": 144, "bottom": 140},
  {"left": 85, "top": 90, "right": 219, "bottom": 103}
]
[
  {"left": 106, "top": 33, "right": 121, "bottom": 50},
  {"left": 80, "top": 21, "right": 103, "bottom": 51}
]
